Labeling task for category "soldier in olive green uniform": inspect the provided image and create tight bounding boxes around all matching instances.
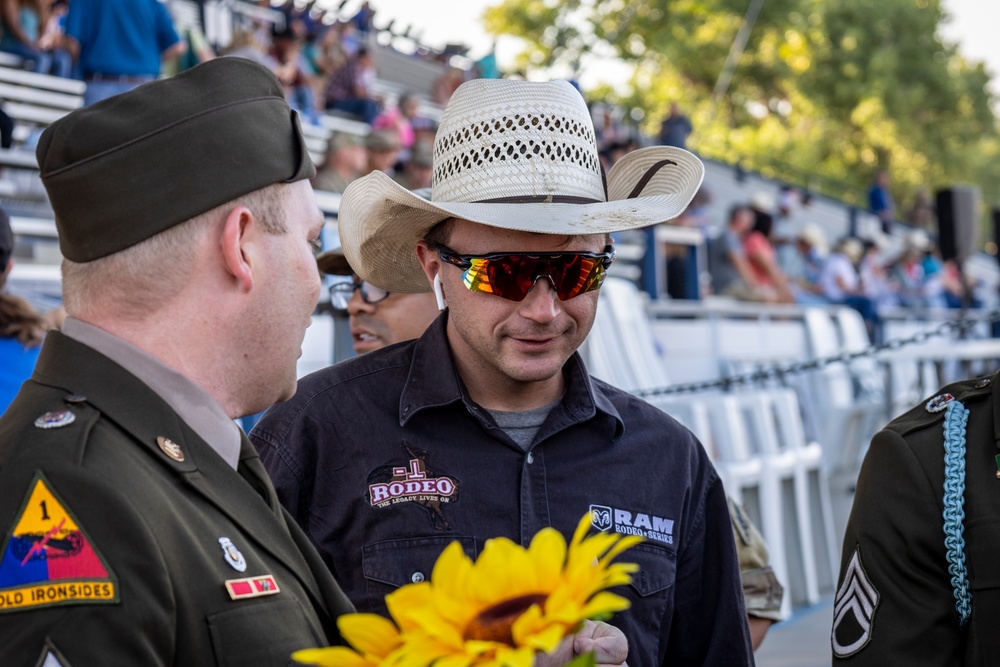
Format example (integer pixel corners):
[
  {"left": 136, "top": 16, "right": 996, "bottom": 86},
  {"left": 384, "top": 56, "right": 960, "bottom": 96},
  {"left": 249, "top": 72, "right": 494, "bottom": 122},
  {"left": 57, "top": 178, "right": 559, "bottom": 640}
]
[
  {"left": 0, "top": 58, "right": 354, "bottom": 665},
  {"left": 729, "top": 496, "right": 784, "bottom": 650},
  {"left": 833, "top": 371, "right": 998, "bottom": 665}
]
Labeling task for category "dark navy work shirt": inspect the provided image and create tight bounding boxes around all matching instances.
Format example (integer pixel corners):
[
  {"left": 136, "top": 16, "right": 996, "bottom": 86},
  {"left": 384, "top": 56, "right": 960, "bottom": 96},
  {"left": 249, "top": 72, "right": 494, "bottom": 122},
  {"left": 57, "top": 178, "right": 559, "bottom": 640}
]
[{"left": 251, "top": 314, "right": 753, "bottom": 666}]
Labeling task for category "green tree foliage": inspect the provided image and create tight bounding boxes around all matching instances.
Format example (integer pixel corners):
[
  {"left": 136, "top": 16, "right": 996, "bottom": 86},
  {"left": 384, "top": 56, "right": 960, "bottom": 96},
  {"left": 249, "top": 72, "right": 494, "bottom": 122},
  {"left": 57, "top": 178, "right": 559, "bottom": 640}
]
[{"left": 483, "top": 0, "right": 1000, "bottom": 214}]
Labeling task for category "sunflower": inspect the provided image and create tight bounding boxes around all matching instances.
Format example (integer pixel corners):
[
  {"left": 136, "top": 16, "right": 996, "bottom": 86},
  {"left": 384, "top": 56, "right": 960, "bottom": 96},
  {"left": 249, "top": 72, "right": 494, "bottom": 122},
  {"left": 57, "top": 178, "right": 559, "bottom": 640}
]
[
  {"left": 292, "top": 613, "right": 402, "bottom": 667},
  {"left": 294, "top": 512, "right": 641, "bottom": 667}
]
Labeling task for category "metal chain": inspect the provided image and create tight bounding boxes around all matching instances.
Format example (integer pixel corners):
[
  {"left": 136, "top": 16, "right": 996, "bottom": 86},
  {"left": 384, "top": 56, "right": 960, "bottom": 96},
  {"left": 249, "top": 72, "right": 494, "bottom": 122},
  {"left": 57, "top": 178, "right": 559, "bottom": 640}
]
[{"left": 635, "top": 310, "right": 1000, "bottom": 398}]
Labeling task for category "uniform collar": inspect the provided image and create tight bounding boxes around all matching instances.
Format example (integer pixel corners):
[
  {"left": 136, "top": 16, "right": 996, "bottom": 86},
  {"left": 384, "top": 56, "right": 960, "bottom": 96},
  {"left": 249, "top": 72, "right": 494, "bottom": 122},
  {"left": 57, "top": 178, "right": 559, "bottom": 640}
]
[
  {"left": 61, "top": 317, "right": 242, "bottom": 469},
  {"left": 399, "top": 313, "right": 624, "bottom": 439}
]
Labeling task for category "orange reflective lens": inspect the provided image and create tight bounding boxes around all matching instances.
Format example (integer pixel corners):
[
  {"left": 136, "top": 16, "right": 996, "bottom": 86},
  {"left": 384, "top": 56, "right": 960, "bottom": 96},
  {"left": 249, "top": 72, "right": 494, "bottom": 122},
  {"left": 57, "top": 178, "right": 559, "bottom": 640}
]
[{"left": 434, "top": 244, "right": 616, "bottom": 301}]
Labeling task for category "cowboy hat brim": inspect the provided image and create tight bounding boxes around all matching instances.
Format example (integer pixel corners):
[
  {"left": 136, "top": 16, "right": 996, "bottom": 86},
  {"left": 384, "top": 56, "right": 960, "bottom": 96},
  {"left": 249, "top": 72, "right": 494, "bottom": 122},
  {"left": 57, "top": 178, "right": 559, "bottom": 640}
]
[{"left": 339, "top": 146, "right": 705, "bottom": 293}]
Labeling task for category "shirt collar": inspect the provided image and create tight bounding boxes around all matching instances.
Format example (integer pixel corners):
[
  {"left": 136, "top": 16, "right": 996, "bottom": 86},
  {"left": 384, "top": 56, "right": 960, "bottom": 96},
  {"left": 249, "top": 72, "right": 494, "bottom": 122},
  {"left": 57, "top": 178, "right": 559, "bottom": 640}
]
[
  {"left": 399, "top": 313, "right": 624, "bottom": 439},
  {"left": 61, "top": 317, "right": 243, "bottom": 469}
]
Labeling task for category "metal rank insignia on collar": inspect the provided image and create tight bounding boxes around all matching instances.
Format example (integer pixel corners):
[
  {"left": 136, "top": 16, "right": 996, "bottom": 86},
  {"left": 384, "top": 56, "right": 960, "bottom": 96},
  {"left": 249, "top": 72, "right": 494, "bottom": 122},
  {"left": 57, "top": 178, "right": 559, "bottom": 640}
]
[
  {"left": 34, "top": 410, "right": 76, "bottom": 429},
  {"left": 225, "top": 575, "right": 279, "bottom": 601},
  {"left": 156, "top": 436, "right": 184, "bottom": 462},
  {"left": 925, "top": 393, "right": 954, "bottom": 413}
]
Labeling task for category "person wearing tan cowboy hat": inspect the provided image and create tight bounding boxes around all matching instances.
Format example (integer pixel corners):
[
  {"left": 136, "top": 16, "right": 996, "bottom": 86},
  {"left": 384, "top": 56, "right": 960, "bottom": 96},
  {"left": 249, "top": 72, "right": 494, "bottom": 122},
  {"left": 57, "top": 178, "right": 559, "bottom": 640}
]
[
  {"left": 251, "top": 78, "right": 754, "bottom": 666},
  {"left": 0, "top": 59, "right": 357, "bottom": 664}
]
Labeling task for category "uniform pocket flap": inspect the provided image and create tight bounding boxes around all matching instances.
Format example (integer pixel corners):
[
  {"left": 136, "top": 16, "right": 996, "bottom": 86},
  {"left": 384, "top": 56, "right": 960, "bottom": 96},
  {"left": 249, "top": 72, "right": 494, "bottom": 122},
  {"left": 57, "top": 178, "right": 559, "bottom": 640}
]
[
  {"left": 623, "top": 542, "right": 677, "bottom": 597},
  {"left": 362, "top": 535, "right": 477, "bottom": 588}
]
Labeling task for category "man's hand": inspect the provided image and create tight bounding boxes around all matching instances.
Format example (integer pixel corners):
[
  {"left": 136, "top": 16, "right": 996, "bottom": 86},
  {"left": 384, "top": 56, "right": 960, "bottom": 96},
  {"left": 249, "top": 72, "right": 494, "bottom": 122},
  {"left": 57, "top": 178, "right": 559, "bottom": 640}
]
[{"left": 535, "top": 620, "right": 629, "bottom": 667}]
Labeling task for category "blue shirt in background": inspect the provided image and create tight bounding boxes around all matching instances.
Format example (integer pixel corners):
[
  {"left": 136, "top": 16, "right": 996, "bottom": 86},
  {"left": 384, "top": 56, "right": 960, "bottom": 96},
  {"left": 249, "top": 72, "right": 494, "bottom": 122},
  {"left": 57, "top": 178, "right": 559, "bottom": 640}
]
[
  {"left": 0, "top": 336, "right": 40, "bottom": 416},
  {"left": 65, "top": 0, "right": 180, "bottom": 77}
]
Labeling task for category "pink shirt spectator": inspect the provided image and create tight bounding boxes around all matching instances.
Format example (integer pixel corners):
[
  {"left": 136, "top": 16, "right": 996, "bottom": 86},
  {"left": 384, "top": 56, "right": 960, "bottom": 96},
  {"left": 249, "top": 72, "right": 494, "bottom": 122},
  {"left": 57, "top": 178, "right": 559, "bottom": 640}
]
[{"left": 744, "top": 231, "right": 777, "bottom": 287}]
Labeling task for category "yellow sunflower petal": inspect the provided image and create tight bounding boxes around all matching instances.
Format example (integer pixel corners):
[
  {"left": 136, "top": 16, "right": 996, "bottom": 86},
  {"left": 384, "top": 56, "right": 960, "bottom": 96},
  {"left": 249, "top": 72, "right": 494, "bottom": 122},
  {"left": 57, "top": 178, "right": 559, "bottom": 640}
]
[
  {"left": 291, "top": 646, "right": 374, "bottom": 667},
  {"left": 337, "top": 613, "right": 401, "bottom": 658},
  {"left": 527, "top": 527, "right": 567, "bottom": 586},
  {"left": 469, "top": 537, "right": 537, "bottom": 602},
  {"left": 580, "top": 591, "right": 632, "bottom": 618}
]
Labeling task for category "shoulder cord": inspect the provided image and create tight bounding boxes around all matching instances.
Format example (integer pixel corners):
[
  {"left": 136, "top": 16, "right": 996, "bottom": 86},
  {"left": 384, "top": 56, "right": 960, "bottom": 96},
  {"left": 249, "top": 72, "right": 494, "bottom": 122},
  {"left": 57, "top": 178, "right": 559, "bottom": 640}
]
[{"left": 942, "top": 399, "right": 972, "bottom": 627}]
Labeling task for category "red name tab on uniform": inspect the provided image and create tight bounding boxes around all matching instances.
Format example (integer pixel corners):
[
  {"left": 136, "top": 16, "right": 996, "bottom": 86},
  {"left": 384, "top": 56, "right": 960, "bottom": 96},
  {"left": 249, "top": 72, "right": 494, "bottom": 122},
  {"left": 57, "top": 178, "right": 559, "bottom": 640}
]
[
  {"left": 0, "top": 473, "right": 119, "bottom": 613},
  {"left": 225, "top": 575, "right": 280, "bottom": 600}
]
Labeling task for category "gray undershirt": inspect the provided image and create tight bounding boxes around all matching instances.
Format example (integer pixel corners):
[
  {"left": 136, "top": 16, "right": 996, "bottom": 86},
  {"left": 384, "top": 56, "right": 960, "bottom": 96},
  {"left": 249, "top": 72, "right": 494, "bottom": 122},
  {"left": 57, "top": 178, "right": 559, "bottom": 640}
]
[
  {"left": 486, "top": 398, "right": 562, "bottom": 451},
  {"left": 61, "top": 317, "right": 242, "bottom": 470}
]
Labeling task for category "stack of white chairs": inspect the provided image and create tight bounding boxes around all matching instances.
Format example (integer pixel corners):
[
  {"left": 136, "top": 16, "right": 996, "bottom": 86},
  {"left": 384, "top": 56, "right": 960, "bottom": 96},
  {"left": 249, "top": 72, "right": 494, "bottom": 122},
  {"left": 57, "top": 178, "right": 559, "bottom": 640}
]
[
  {"left": 802, "top": 308, "right": 879, "bottom": 474},
  {"left": 833, "top": 307, "right": 888, "bottom": 468},
  {"left": 586, "top": 278, "right": 843, "bottom": 615}
]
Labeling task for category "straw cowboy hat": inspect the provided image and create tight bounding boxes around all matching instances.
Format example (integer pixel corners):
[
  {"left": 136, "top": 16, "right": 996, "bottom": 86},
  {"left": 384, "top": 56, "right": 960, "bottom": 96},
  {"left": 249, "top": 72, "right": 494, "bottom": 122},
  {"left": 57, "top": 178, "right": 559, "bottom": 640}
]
[{"left": 338, "top": 78, "right": 705, "bottom": 293}]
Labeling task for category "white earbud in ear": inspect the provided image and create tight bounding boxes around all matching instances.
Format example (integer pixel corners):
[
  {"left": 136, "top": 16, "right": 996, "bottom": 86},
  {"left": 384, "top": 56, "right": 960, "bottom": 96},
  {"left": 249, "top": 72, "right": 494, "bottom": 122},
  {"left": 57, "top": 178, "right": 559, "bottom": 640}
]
[{"left": 433, "top": 273, "right": 447, "bottom": 311}]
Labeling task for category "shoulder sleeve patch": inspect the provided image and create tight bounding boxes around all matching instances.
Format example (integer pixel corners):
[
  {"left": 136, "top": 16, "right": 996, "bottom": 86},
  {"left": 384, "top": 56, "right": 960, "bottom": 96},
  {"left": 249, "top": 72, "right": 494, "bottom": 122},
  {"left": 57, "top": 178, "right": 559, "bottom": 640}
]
[
  {"left": 832, "top": 546, "right": 880, "bottom": 658},
  {"left": 0, "top": 472, "right": 119, "bottom": 613}
]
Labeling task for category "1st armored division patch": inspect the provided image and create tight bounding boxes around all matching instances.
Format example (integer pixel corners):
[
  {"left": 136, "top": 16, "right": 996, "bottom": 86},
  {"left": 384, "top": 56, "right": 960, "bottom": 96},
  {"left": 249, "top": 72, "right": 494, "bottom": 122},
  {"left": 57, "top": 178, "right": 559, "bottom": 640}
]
[{"left": 0, "top": 472, "right": 118, "bottom": 613}]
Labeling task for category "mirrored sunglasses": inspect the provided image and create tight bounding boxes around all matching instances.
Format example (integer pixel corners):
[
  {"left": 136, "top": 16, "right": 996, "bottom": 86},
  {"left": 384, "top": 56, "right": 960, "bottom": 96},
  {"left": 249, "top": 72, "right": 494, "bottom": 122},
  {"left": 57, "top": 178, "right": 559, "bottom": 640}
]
[
  {"left": 329, "top": 279, "right": 390, "bottom": 311},
  {"left": 434, "top": 243, "right": 616, "bottom": 302}
]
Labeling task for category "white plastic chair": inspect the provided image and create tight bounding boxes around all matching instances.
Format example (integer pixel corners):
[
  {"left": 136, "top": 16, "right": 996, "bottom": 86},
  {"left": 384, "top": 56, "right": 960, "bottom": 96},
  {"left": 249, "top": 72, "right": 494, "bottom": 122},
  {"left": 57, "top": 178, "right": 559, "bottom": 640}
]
[{"left": 803, "top": 308, "right": 868, "bottom": 473}]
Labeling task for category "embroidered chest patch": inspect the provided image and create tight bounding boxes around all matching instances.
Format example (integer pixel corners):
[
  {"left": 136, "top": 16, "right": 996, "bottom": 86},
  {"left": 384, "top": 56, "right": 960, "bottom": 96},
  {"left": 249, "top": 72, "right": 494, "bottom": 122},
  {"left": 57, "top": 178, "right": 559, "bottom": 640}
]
[
  {"left": 0, "top": 473, "right": 119, "bottom": 613},
  {"left": 367, "top": 443, "right": 460, "bottom": 531},
  {"left": 589, "top": 503, "right": 675, "bottom": 545},
  {"left": 832, "top": 547, "right": 880, "bottom": 658}
]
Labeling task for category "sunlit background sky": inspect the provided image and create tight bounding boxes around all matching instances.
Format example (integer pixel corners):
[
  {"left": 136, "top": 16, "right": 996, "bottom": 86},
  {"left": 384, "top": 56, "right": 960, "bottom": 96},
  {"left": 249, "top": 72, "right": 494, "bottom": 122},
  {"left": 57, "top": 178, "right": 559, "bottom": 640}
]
[{"left": 314, "top": 0, "right": 1000, "bottom": 103}]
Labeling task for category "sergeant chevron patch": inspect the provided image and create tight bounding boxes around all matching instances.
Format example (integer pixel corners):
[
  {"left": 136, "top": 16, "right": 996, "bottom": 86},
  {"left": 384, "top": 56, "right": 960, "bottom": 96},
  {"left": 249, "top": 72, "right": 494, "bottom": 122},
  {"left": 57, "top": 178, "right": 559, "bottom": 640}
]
[{"left": 832, "top": 547, "right": 880, "bottom": 658}]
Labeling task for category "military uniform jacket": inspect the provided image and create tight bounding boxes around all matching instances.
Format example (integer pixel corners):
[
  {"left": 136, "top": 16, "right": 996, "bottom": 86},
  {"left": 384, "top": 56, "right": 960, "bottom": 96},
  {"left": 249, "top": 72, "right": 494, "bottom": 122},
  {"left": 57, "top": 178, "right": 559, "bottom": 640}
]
[
  {"left": 252, "top": 315, "right": 754, "bottom": 666},
  {"left": 833, "top": 370, "right": 1000, "bottom": 665},
  {"left": 0, "top": 332, "right": 352, "bottom": 666}
]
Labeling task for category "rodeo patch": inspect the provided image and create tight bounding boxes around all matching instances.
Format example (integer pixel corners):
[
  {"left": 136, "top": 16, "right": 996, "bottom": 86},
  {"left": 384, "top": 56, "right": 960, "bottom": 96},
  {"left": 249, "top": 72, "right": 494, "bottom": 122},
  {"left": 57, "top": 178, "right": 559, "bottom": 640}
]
[
  {"left": 0, "top": 473, "right": 118, "bottom": 613},
  {"left": 832, "top": 547, "right": 880, "bottom": 658},
  {"left": 367, "top": 442, "right": 460, "bottom": 531},
  {"left": 589, "top": 503, "right": 675, "bottom": 545}
]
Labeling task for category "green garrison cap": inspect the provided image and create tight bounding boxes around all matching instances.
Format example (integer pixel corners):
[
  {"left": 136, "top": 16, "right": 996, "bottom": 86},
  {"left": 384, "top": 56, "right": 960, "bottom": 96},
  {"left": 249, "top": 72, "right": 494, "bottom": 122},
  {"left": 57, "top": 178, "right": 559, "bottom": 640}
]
[{"left": 36, "top": 58, "right": 316, "bottom": 262}]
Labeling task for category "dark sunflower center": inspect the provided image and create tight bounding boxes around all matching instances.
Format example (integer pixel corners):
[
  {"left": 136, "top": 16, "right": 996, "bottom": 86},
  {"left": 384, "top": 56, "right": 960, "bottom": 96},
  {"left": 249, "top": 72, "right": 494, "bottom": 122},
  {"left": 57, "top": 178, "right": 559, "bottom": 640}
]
[{"left": 464, "top": 593, "right": 548, "bottom": 644}]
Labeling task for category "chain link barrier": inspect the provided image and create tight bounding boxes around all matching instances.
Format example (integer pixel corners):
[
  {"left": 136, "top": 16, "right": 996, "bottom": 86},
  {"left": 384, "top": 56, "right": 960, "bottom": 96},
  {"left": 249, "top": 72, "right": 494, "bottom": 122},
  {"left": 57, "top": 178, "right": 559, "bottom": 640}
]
[{"left": 634, "top": 310, "right": 1000, "bottom": 398}]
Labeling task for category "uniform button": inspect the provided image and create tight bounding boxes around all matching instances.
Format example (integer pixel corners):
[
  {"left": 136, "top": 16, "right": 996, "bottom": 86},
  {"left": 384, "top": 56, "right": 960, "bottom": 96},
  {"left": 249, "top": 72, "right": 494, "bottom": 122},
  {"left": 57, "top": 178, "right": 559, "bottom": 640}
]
[
  {"left": 976, "top": 378, "right": 991, "bottom": 388},
  {"left": 526, "top": 452, "right": 534, "bottom": 464},
  {"left": 410, "top": 571, "right": 425, "bottom": 583},
  {"left": 64, "top": 393, "right": 87, "bottom": 403}
]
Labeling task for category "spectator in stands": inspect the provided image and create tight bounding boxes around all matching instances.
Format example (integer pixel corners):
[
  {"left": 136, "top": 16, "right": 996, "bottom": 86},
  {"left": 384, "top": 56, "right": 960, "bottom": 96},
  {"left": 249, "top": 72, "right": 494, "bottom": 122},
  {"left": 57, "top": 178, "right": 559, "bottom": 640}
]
[
  {"left": 372, "top": 92, "right": 417, "bottom": 155},
  {"left": 474, "top": 42, "right": 500, "bottom": 79},
  {"left": 311, "top": 20, "right": 348, "bottom": 82},
  {"left": 786, "top": 223, "right": 829, "bottom": 305},
  {"left": 324, "top": 47, "right": 380, "bottom": 124},
  {"left": 868, "top": 169, "right": 896, "bottom": 235},
  {"left": 658, "top": 102, "right": 693, "bottom": 149},
  {"left": 362, "top": 128, "right": 400, "bottom": 177},
  {"left": 270, "top": 25, "right": 319, "bottom": 125},
  {"left": 0, "top": 0, "right": 71, "bottom": 77},
  {"left": 0, "top": 207, "right": 48, "bottom": 414},
  {"left": 820, "top": 237, "right": 880, "bottom": 339},
  {"left": 349, "top": 0, "right": 375, "bottom": 36},
  {"left": 889, "top": 230, "right": 929, "bottom": 308},
  {"left": 64, "top": 0, "right": 186, "bottom": 106},
  {"left": 313, "top": 132, "right": 366, "bottom": 194},
  {"left": 393, "top": 140, "right": 432, "bottom": 190},
  {"left": 743, "top": 202, "right": 794, "bottom": 304},
  {"left": 709, "top": 204, "right": 772, "bottom": 301},
  {"left": 162, "top": 11, "right": 215, "bottom": 78},
  {"left": 906, "top": 186, "right": 936, "bottom": 233},
  {"left": 432, "top": 65, "right": 465, "bottom": 106},
  {"left": 221, "top": 28, "right": 277, "bottom": 69},
  {"left": 859, "top": 236, "right": 896, "bottom": 312}
]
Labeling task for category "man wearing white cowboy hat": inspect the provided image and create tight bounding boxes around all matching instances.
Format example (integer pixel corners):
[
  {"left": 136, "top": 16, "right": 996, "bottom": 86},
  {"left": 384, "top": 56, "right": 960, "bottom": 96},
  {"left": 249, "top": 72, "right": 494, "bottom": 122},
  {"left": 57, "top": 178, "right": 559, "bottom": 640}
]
[{"left": 252, "top": 79, "right": 754, "bottom": 665}]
